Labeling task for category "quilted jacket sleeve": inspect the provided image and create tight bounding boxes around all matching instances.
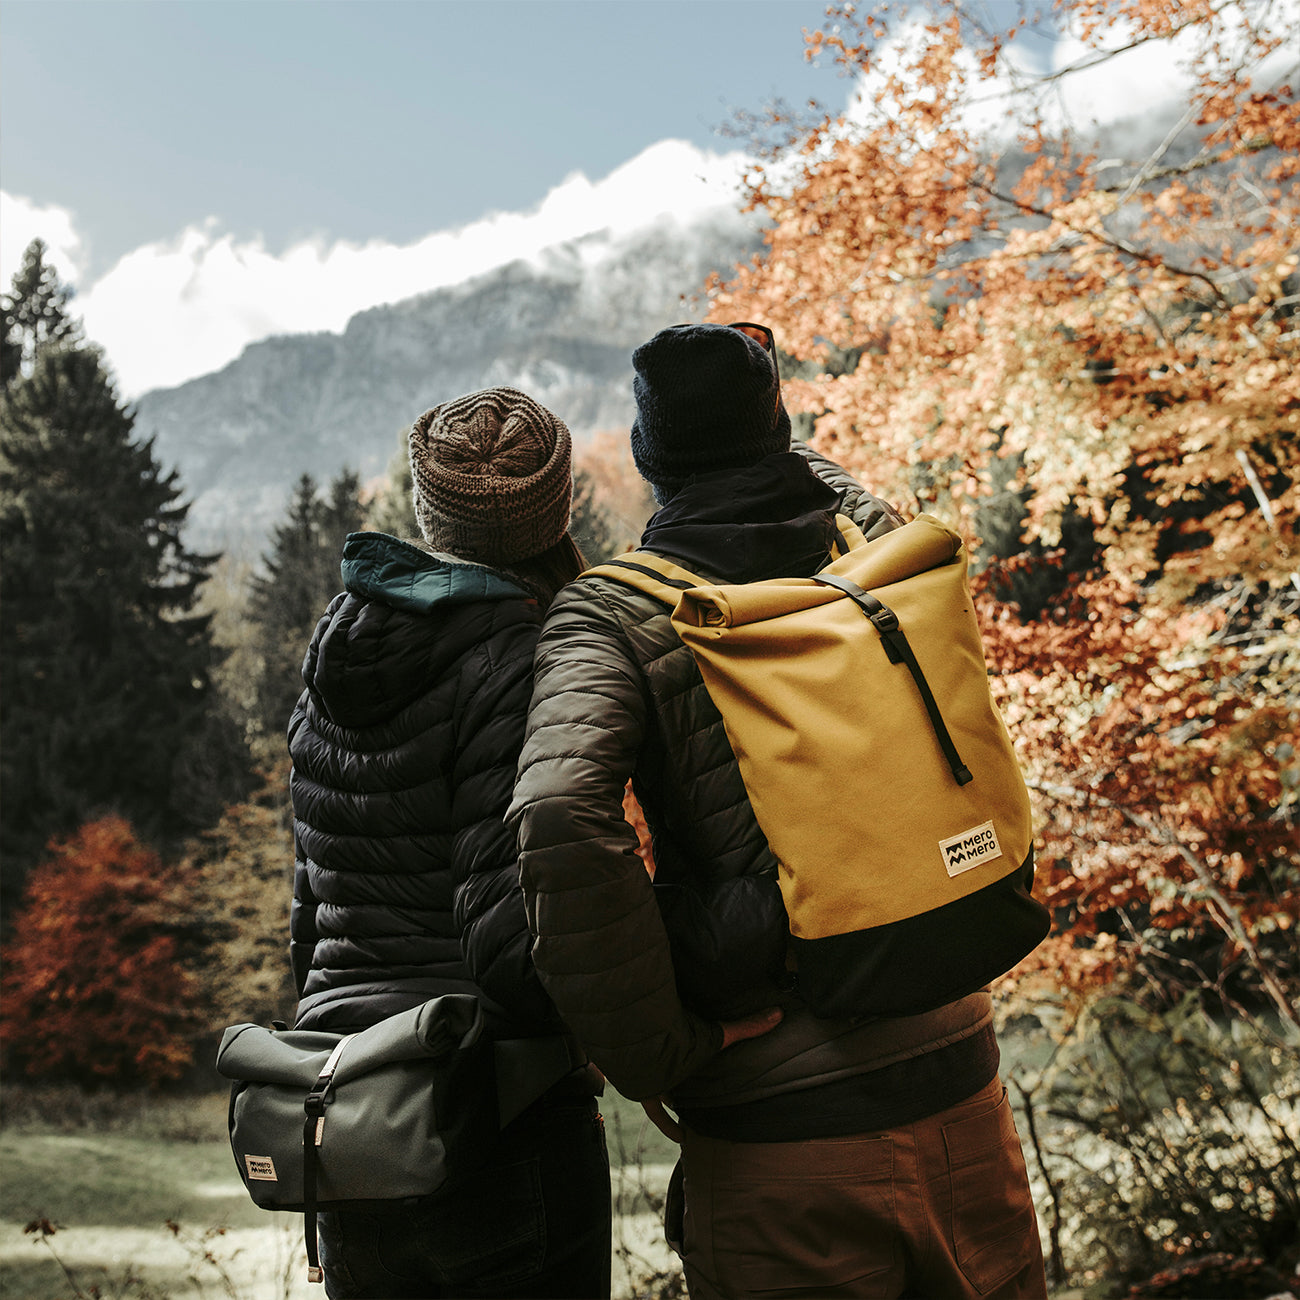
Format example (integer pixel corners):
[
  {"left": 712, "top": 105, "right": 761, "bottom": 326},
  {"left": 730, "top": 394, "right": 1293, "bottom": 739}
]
[
  {"left": 791, "top": 441, "right": 907, "bottom": 539},
  {"left": 452, "top": 618, "right": 560, "bottom": 1028},
  {"left": 288, "top": 686, "right": 321, "bottom": 1000},
  {"left": 289, "top": 825, "right": 320, "bottom": 999},
  {"left": 508, "top": 584, "right": 723, "bottom": 1100}
]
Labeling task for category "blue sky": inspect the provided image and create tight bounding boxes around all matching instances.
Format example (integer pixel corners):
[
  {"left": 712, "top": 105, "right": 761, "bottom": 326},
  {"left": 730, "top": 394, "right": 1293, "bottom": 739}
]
[
  {"left": 9, "top": 0, "right": 1277, "bottom": 397},
  {"left": 3, "top": 0, "right": 861, "bottom": 394},
  {"left": 2, "top": 0, "right": 839, "bottom": 279}
]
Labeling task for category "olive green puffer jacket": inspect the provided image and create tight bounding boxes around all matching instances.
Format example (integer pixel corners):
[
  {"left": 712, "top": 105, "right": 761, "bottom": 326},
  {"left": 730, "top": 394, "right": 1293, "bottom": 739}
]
[{"left": 509, "top": 447, "right": 994, "bottom": 1111}]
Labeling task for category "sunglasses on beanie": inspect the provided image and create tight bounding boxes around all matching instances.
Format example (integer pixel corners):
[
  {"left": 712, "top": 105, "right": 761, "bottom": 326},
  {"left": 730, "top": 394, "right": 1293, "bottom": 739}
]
[
  {"left": 729, "top": 322, "right": 782, "bottom": 417},
  {"left": 728, "top": 322, "right": 779, "bottom": 383}
]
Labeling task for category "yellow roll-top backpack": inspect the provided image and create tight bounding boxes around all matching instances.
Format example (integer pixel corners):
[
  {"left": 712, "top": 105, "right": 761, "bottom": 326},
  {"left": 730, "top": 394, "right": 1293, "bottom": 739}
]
[{"left": 585, "top": 513, "right": 1050, "bottom": 1019}]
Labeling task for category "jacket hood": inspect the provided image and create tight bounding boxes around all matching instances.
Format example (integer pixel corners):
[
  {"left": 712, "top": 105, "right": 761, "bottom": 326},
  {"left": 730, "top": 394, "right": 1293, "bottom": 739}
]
[
  {"left": 341, "top": 532, "right": 532, "bottom": 612},
  {"left": 302, "top": 532, "right": 538, "bottom": 729},
  {"left": 638, "top": 451, "right": 843, "bottom": 583}
]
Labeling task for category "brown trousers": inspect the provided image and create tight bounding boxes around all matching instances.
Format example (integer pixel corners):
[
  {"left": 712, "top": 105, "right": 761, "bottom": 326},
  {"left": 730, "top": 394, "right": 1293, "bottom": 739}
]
[{"left": 676, "top": 1075, "right": 1047, "bottom": 1300}]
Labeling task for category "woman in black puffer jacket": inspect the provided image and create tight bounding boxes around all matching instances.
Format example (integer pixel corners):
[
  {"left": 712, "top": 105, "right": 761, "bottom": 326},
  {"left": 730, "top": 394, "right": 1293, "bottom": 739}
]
[{"left": 288, "top": 387, "right": 610, "bottom": 1299}]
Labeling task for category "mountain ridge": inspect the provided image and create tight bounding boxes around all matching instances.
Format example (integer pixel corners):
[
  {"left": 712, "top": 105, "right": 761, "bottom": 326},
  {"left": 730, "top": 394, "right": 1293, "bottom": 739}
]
[{"left": 133, "top": 209, "right": 763, "bottom": 551}]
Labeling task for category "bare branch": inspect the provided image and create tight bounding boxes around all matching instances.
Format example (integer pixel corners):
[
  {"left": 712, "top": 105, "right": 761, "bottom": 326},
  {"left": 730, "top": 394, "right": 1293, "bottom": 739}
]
[{"left": 972, "top": 176, "right": 1234, "bottom": 301}]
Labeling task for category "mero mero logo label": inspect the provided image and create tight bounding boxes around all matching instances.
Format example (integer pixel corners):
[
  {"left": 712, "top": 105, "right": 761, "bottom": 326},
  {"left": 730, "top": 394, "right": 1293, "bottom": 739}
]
[
  {"left": 244, "top": 1155, "right": 278, "bottom": 1182},
  {"left": 939, "top": 820, "right": 1003, "bottom": 877}
]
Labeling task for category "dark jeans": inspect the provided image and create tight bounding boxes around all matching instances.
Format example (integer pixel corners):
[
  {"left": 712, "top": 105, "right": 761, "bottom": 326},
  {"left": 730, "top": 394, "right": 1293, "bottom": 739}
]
[{"left": 318, "top": 1093, "right": 611, "bottom": 1299}]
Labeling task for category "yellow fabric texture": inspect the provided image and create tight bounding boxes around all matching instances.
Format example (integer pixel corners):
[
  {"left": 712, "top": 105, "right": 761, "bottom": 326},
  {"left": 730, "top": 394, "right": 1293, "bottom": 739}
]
[{"left": 593, "top": 515, "right": 1034, "bottom": 941}]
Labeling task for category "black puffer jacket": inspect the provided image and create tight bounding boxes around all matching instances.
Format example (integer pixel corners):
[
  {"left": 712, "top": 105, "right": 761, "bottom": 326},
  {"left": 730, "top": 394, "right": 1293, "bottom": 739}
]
[
  {"left": 509, "top": 447, "right": 997, "bottom": 1130},
  {"left": 289, "top": 531, "right": 562, "bottom": 1039}
]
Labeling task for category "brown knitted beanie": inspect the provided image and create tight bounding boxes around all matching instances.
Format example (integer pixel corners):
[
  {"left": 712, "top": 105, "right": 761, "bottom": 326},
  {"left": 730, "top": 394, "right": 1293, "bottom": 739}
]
[{"left": 408, "top": 387, "right": 573, "bottom": 565}]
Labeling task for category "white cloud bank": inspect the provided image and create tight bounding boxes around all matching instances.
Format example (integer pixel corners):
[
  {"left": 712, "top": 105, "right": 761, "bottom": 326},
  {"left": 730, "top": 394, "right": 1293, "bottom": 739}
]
[
  {"left": 11, "top": 3, "right": 1291, "bottom": 402},
  {"left": 1, "top": 140, "right": 750, "bottom": 398},
  {"left": 0, "top": 194, "right": 88, "bottom": 289},
  {"left": 845, "top": 0, "right": 1300, "bottom": 145}
]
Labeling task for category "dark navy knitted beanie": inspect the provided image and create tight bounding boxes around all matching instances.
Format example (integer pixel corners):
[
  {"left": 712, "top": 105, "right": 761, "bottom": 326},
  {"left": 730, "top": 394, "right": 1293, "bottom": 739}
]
[{"left": 630, "top": 323, "right": 791, "bottom": 503}]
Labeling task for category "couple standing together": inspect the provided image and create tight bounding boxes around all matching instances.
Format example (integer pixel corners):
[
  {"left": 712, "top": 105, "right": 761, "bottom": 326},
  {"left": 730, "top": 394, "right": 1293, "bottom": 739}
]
[{"left": 285, "top": 322, "right": 1048, "bottom": 1299}]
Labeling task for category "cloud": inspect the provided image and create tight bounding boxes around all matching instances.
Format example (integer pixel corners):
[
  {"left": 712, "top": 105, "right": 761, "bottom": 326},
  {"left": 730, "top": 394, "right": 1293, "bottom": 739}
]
[
  {"left": 841, "top": 12, "right": 1184, "bottom": 146},
  {"left": 1, "top": 140, "right": 750, "bottom": 399},
  {"left": 0, "top": 193, "right": 88, "bottom": 289},
  {"left": 843, "top": 0, "right": 1300, "bottom": 149}
]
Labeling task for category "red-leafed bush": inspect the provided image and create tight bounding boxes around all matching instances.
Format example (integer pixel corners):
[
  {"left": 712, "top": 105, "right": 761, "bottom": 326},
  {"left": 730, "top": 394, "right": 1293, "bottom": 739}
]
[{"left": 0, "top": 815, "right": 199, "bottom": 1086}]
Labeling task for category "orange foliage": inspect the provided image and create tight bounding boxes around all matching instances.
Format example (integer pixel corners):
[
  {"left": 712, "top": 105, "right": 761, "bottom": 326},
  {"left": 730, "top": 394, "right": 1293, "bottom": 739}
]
[
  {"left": 623, "top": 782, "right": 657, "bottom": 877},
  {"left": 574, "top": 431, "right": 656, "bottom": 553},
  {"left": 714, "top": 1, "right": 1299, "bottom": 1012},
  {"left": 716, "top": 1, "right": 1298, "bottom": 591},
  {"left": 978, "top": 570, "right": 1298, "bottom": 1011},
  {"left": 0, "top": 816, "right": 200, "bottom": 1085}
]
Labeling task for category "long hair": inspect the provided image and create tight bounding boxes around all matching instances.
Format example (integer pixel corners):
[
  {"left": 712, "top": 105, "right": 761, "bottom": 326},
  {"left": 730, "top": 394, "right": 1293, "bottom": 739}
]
[{"left": 501, "top": 532, "right": 587, "bottom": 608}]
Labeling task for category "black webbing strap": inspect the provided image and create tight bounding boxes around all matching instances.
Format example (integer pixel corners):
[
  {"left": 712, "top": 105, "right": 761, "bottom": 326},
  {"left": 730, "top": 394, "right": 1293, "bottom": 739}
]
[
  {"left": 601, "top": 557, "right": 698, "bottom": 603},
  {"left": 812, "top": 572, "right": 974, "bottom": 786},
  {"left": 301, "top": 1035, "right": 353, "bottom": 1284}
]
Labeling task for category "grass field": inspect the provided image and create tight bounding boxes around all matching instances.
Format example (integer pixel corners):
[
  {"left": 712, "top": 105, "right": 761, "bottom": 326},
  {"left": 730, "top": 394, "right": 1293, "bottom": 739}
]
[
  {"left": 0, "top": 1084, "right": 682, "bottom": 1300},
  {"left": 4, "top": 1026, "right": 1107, "bottom": 1299}
]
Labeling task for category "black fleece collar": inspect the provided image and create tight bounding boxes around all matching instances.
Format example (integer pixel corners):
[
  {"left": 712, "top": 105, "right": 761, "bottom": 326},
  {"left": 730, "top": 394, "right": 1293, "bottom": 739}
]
[{"left": 637, "top": 451, "right": 843, "bottom": 583}]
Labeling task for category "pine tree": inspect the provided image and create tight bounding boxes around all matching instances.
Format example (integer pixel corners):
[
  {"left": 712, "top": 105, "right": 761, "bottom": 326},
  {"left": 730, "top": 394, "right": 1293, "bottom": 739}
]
[
  {"left": 1, "top": 239, "right": 79, "bottom": 387},
  {"left": 248, "top": 468, "right": 365, "bottom": 740},
  {"left": 0, "top": 245, "right": 248, "bottom": 903},
  {"left": 362, "top": 429, "right": 417, "bottom": 539},
  {"left": 322, "top": 468, "right": 365, "bottom": 578}
]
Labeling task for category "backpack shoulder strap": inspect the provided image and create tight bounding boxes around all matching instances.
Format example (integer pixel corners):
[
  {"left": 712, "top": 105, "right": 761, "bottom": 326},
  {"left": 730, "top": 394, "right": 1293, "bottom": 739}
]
[
  {"left": 581, "top": 552, "right": 706, "bottom": 608},
  {"left": 831, "top": 512, "right": 869, "bottom": 556},
  {"left": 586, "top": 513, "right": 868, "bottom": 602}
]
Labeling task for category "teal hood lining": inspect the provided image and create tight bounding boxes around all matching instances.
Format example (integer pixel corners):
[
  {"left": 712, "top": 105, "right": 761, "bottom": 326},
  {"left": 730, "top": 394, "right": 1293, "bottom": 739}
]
[{"left": 341, "top": 532, "right": 533, "bottom": 615}]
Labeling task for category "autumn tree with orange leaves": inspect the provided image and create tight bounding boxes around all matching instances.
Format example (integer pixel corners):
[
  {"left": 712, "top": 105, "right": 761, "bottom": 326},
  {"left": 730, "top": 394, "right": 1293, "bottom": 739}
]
[
  {"left": 711, "top": 0, "right": 1299, "bottom": 1025},
  {"left": 0, "top": 817, "right": 201, "bottom": 1086},
  {"left": 574, "top": 430, "right": 658, "bottom": 559}
]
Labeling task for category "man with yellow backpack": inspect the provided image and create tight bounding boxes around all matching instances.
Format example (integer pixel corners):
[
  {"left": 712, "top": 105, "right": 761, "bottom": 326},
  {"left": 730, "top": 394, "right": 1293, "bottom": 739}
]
[{"left": 508, "top": 322, "right": 1048, "bottom": 1298}]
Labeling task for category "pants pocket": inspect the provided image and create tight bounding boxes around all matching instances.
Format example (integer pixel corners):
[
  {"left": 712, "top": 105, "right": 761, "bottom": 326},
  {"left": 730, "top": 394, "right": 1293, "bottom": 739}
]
[
  {"left": 687, "top": 1131, "right": 899, "bottom": 1297},
  {"left": 942, "top": 1086, "right": 1041, "bottom": 1294},
  {"left": 403, "top": 1155, "right": 546, "bottom": 1290}
]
